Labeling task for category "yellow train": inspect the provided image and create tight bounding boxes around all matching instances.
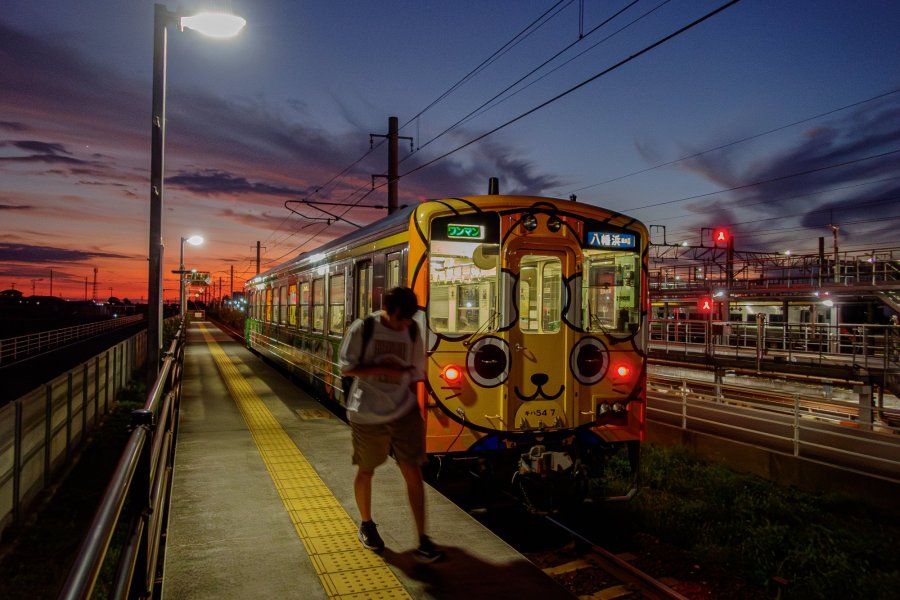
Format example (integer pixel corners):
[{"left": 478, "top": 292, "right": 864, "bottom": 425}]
[{"left": 246, "top": 192, "right": 648, "bottom": 499}]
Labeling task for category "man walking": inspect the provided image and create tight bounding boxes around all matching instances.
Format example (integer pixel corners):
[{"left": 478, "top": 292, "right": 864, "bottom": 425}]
[{"left": 338, "top": 287, "right": 443, "bottom": 562}]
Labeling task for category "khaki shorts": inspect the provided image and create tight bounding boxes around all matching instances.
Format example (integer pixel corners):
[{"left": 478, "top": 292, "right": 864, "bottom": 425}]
[{"left": 351, "top": 408, "right": 425, "bottom": 472}]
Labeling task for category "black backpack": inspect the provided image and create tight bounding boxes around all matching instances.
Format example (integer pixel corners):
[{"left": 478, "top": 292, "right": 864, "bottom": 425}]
[{"left": 340, "top": 315, "right": 419, "bottom": 400}]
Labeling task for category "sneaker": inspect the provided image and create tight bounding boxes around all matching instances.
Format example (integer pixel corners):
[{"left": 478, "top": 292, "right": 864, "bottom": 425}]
[
  {"left": 414, "top": 535, "right": 444, "bottom": 563},
  {"left": 358, "top": 521, "right": 385, "bottom": 552}
]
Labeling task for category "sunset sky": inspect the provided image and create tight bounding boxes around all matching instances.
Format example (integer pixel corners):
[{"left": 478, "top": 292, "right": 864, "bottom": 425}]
[{"left": 2, "top": 0, "right": 899, "bottom": 301}]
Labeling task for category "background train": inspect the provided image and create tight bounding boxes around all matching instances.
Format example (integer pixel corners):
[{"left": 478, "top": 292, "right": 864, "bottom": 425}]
[{"left": 245, "top": 192, "right": 649, "bottom": 502}]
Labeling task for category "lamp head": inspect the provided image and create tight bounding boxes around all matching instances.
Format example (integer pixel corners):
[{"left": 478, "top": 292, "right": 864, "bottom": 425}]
[
  {"left": 180, "top": 12, "right": 246, "bottom": 38},
  {"left": 185, "top": 235, "right": 204, "bottom": 246}
]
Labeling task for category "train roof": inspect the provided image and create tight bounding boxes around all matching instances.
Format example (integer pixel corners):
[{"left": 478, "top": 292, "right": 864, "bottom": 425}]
[
  {"left": 249, "top": 195, "right": 648, "bottom": 284},
  {"left": 251, "top": 203, "right": 418, "bottom": 283}
]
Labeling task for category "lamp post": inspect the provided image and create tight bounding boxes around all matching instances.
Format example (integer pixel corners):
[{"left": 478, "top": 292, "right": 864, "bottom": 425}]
[
  {"left": 179, "top": 235, "right": 204, "bottom": 320},
  {"left": 147, "top": 4, "right": 245, "bottom": 385}
]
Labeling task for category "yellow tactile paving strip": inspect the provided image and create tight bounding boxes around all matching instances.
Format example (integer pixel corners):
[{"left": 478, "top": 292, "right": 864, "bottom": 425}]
[{"left": 198, "top": 324, "right": 411, "bottom": 600}]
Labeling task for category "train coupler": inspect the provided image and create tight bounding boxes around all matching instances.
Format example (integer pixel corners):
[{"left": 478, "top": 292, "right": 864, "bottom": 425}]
[{"left": 517, "top": 444, "right": 573, "bottom": 477}]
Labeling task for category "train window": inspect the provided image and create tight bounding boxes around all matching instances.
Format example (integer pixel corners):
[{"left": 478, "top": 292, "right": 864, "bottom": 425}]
[
  {"left": 357, "top": 261, "right": 373, "bottom": 318},
  {"left": 583, "top": 250, "right": 640, "bottom": 333},
  {"left": 329, "top": 274, "right": 346, "bottom": 334},
  {"left": 279, "top": 286, "right": 288, "bottom": 323},
  {"left": 518, "top": 256, "right": 561, "bottom": 334},
  {"left": 264, "top": 288, "right": 273, "bottom": 322},
  {"left": 299, "top": 281, "right": 310, "bottom": 330},
  {"left": 312, "top": 278, "right": 325, "bottom": 331},
  {"left": 387, "top": 256, "right": 401, "bottom": 289},
  {"left": 429, "top": 240, "right": 499, "bottom": 333},
  {"left": 288, "top": 283, "right": 297, "bottom": 326}
]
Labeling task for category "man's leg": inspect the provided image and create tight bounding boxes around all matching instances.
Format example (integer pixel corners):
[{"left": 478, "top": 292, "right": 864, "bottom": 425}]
[
  {"left": 398, "top": 461, "right": 425, "bottom": 538},
  {"left": 354, "top": 468, "right": 374, "bottom": 521}
]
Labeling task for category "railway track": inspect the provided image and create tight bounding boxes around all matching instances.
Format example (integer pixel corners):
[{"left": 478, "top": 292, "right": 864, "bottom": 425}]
[{"left": 534, "top": 516, "right": 689, "bottom": 600}]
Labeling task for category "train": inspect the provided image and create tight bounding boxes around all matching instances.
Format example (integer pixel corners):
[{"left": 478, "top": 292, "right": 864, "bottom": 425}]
[{"left": 245, "top": 190, "right": 649, "bottom": 505}]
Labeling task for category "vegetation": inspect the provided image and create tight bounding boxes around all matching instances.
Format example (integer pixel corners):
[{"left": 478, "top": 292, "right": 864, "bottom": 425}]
[
  {"left": 0, "top": 381, "right": 145, "bottom": 599},
  {"left": 605, "top": 444, "right": 900, "bottom": 599}
]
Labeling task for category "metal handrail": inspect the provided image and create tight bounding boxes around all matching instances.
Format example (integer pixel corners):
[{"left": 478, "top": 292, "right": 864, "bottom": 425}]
[
  {"left": 0, "top": 314, "right": 145, "bottom": 365},
  {"left": 58, "top": 321, "right": 185, "bottom": 600}
]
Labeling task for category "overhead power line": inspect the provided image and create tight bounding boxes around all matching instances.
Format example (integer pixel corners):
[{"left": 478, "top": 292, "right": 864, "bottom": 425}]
[
  {"left": 627, "top": 147, "right": 900, "bottom": 212},
  {"left": 400, "top": 0, "right": 744, "bottom": 180},
  {"left": 565, "top": 86, "right": 900, "bottom": 195},
  {"left": 403, "top": 0, "right": 651, "bottom": 161}
]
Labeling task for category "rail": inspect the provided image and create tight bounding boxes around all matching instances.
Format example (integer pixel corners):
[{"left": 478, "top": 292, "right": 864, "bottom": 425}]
[
  {"left": 647, "top": 373, "right": 900, "bottom": 481},
  {"left": 0, "top": 314, "right": 145, "bottom": 365},
  {"left": 58, "top": 320, "right": 186, "bottom": 600}
]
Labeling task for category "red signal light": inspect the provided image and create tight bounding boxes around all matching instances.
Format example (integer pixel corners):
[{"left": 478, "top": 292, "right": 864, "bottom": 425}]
[
  {"left": 698, "top": 297, "right": 714, "bottom": 313},
  {"left": 713, "top": 228, "right": 729, "bottom": 246},
  {"left": 441, "top": 364, "right": 463, "bottom": 384}
]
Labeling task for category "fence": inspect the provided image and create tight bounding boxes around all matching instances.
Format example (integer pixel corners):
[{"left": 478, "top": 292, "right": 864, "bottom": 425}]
[
  {"left": 0, "top": 331, "right": 146, "bottom": 540},
  {"left": 0, "top": 314, "right": 145, "bottom": 365},
  {"left": 647, "top": 373, "right": 900, "bottom": 481},
  {"left": 59, "top": 322, "right": 184, "bottom": 600}
]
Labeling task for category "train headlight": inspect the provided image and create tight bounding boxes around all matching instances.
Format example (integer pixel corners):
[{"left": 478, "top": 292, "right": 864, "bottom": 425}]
[
  {"left": 522, "top": 214, "right": 538, "bottom": 232},
  {"left": 441, "top": 364, "right": 463, "bottom": 384},
  {"left": 547, "top": 215, "right": 562, "bottom": 232}
]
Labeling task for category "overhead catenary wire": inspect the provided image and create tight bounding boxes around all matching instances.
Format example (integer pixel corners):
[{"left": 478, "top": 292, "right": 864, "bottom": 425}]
[
  {"left": 402, "top": 0, "right": 653, "bottom": 162},
  {"left": 399, "top": 0, "right": 744, "bottom": 181},
  {"left": 563, "top": 86, "right": 900, "bottom": 195},
  {"left": 625, "top": 147, "right": 900, "bottom": 213}
]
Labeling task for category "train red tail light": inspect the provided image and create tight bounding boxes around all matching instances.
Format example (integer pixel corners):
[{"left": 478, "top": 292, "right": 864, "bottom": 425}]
[
  {"left": 441, "top": 364, "right": 463, "bottom": 384},
  {"left": 612, "top": 363, "right": 632, "bottom": 379}
]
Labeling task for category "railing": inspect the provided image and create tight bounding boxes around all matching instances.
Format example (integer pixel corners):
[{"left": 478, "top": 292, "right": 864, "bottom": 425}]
[
  {"left": 0, "top": 314, "right": 145, "bottom": 365},
  {"left": 0, "top": 332, "right": 146, "bottom": 540},
  {"left": 58, "top": 321, "right": 185, "bottom": 600},
  {"left": 648, "top": 246, "right": 900, "bottom": 292},
  {"left": 647, "top": 373, "right": 900, "bottom": 481},
  {"left": 649, "top": 319, "right": 899, "bottom": 374}
]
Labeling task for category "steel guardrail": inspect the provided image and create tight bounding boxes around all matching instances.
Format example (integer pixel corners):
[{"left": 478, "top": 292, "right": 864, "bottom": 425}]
[{"left": 58, "top": 320, "right": 185, "bottom": 600}]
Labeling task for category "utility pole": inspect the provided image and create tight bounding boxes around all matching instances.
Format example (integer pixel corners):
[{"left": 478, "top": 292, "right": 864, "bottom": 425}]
[
  {"left": 828, "top": 223, "right": 840, "bottom": 283},
  {"left": 256, "top": 241, "right": 261, "bottom": 275},
  {"left": 230, "top": 265, "right": 234, "bottom": 299},
  {"left": 84, "top": 276, "right": 88, "bottom": 301},
  {"left": 49, "top": 269, "right": 53, "bottom": 297},
  {"left": 370, "top": 116, "right": 413, "bottom": 215}
]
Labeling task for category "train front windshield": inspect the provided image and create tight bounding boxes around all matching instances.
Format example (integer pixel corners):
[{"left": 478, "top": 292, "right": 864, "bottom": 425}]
[
  {"left": 583, "top": 249, "right": 640, "bottom": 333},
  {"left": 429, "top": 239, "right": 500, "bottom": 334}
]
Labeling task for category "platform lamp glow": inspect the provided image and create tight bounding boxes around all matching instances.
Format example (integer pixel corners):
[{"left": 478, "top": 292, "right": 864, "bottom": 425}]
[
  {"left": 147, "top": 4, "right": 245, "bottom": 384},
  {"left": 179, "top": 235, "right": 204, "bottom": 320}
]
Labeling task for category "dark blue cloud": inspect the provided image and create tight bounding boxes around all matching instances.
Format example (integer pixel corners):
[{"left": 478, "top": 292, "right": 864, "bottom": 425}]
[{"left": 0, "top": 243, "right": 134, "bottom": 264}]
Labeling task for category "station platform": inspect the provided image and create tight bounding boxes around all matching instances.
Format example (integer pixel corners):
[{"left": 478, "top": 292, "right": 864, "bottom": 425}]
[{"left": 162, "top": 320, "right": 573, "bottom": 599}]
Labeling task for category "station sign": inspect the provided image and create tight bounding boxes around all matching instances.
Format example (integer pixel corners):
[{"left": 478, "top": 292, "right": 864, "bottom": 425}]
[
  {"left": 587, "top": 231, "right": 636, "bottom": 249},
  {"left": 188, "top": 271, "right": 211, "bottom": 286}
]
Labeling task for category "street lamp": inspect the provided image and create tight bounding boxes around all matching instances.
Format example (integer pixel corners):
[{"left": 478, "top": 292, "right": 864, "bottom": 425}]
[
  {"left": 147, "top": 4, "right": 245, "bottom": 384},
  {"left": 180, "top": 235, "right": 204, "bottom": 320}
]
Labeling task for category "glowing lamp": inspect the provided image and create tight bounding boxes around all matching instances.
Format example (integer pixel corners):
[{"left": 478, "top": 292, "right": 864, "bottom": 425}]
[
  {"left": 441, "top": 364, "right": 463, "bottom": 384},
  {"left": 612, "top": 363, "right": 632, "bottom": 379}
]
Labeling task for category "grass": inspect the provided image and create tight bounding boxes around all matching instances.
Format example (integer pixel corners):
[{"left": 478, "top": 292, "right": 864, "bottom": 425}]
[
  {"left": 0, "top": 380, "right": 145, "bottom": 600},
  {"left": 604, "top": 444, "right": 900, "bottom": 599}
]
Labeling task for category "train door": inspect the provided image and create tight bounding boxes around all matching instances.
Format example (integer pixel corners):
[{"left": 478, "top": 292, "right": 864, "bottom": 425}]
[{"left": 507, "top": 241, "right": 576, "bottom": 430}]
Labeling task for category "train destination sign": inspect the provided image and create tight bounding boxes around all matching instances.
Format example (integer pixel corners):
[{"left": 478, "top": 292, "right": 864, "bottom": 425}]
[
  {"left": 447, "top": 223, "right": 485, "bottom": 240},
  {"left": 587, "top": 231, "right": 636, "bottom": 249}
]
